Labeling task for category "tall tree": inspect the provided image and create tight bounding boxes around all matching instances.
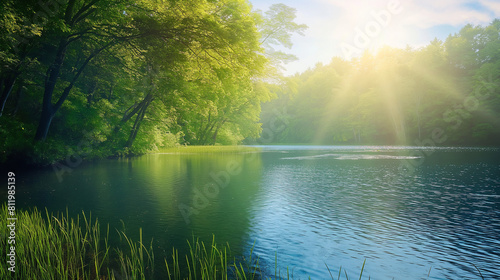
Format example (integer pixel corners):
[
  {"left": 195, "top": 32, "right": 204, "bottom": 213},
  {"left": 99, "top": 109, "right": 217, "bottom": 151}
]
[{"left": 256, "top": 3, "right": 307, "bottom": 74}]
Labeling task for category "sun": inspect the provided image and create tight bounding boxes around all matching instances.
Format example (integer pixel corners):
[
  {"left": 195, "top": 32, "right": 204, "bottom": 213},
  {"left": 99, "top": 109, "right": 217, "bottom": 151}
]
[
  {"left": 369, "top": 24, "right": 416, "bottom": 51},
  {"left": 338, "top": 1, "right": 410, "bottom": 59}
]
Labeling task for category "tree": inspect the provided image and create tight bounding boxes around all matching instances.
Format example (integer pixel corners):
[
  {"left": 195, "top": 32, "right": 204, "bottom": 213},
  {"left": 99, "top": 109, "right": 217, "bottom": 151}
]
[
  {"left": 117, "top": 0, "right": 268, "bottom": 148},
  {"left": 31, "top": 0, "right": 138, "bottom": 141},
  {"left": 261, "top": 20, "right": 500, "bottom": 146},
  {"left": 0, "top": 0, "right": 44, "bottom": 117},
  {"left": 255, "top": 3, "right": 307, "bottom": 77}
]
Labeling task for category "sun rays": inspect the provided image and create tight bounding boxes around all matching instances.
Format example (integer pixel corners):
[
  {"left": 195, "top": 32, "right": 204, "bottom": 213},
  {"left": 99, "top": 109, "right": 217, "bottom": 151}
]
[{"left": 307, "top": 38, "right": 497, "bottom": 146}]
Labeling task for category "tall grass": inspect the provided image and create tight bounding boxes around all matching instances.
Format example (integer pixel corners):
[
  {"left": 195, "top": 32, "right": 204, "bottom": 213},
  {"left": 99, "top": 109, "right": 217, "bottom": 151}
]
[
  {"left": 165, "top": 236, "right": 266, "bottom": 280},
  {"left": 0, "top": 204, "right": 153, "bottom": 280},
  {"left": 0, "top": 204, "right": 371, "bottom": 280},
  {"left": 116, "top": 227, "right": 155, "bottom": 279},
  {"left": 163, "top": 237, "right": 368, "bottom": 280},
  {"left": 3, "top": 204, "right": 462, "bottom": 280},
  {"left": 165, "top": 236, "right": 229, "bottom": 280}
]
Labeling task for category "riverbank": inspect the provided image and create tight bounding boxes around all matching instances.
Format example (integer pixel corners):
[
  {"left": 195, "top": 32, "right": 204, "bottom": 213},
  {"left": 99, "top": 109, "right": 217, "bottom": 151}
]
[
  {"left": 0, "top": 204, "right": 372, "bottom": 280},
  {"left": 0, "top": 143, "right": 262, "bottom": 169},
  {"left": 156, "top": 145, "right": 261, "bottom": 154},
  {"left": 0, "top": 204, "right": 252, "bottom": 279},
  {"left": 3, "top": 142, "right": 499, "bottom": 169}
]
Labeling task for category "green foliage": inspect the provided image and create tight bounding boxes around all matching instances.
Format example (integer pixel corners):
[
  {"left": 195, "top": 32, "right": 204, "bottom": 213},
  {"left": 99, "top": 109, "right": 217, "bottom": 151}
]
[
  {"left": 256, "top": 4, "right": 308, "bottom": 73},
  {"left": 0, "top": 0, "right": 309, "bottom": 163},
  {"left": 261, "top": 21, "right": 500, "bottom": 146},
  {"left": 9, "top": 0, "right": 498, "bottom": 164}
]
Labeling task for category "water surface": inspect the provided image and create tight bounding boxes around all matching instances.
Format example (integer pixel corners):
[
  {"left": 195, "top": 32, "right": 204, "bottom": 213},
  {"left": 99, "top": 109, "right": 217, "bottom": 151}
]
[{"left": 5, "top": 146, "right": 500, "bottom": 279}]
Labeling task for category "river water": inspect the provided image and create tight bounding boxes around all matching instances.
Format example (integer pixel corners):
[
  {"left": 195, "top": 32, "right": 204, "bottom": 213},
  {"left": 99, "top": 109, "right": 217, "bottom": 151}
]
[{"left": 6, "top": 146, "right": 500, "bottom": 279}]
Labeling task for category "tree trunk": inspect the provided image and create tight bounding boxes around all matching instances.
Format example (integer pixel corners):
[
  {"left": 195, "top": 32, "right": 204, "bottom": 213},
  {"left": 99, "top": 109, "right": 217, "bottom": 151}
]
[
  {"left": 35, "top": 103, "right": 55, "bottom": 141},
  {"left": 34, "top": 38, "right": 68, "bottom": 141},
  {"left": 125, "top": 94, "right": 154, "bottom": 148},
  {"left": 34, "top": 37, "right": 113, "bottom": 141},
  {"left": 212, "top": 126, "right": 220, "bottom": 144},
  {"left": 113, "top": 92, "right": 153, "bottom": 135},
  {"left": 211, "top": 119, "right": 226, "bottom": 144},
  {"left": 198, "top": 113, "right": 213, "bottom": 145},
  {"left": 0, "top": 75, "right": 18, "bottom": 117},
  {"left": 12, "top": 80, "right": 24, "bottom": 116},
  {"left": 125, "top": 107, "right": 146, "bottom": 148}
]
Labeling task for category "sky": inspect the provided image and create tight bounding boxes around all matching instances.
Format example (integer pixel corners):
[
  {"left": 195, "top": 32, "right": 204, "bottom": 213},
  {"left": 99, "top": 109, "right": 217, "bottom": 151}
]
[{"left": 249, "top": 0, "right": 500, "bottom": 76}]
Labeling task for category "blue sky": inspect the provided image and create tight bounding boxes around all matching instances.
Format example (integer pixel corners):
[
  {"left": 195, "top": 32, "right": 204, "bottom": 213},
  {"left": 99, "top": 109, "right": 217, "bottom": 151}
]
[{"left": 249, "top": 0, "right": 500, "bottom": 76}]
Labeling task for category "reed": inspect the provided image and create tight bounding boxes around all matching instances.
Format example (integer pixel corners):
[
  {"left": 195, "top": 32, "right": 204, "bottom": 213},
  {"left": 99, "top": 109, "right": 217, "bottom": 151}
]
[
  {"left": 165, "top": 235, "right": 231, "bottom": 280},
  {"left": 3, "top": 204, "right": 471, "bottom": 280},
  {"left": 0, "top": 204, "right": 153, "bottom": 280}
]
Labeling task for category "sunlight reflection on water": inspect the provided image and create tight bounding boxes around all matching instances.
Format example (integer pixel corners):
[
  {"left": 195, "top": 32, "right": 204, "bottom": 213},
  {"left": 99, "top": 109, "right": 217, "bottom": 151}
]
[
  {"left": 7, "top": 146, "right": 500, "bottom": 280},
  {"left": 247, "top": 146, "right": 500, "bottom": 279}
]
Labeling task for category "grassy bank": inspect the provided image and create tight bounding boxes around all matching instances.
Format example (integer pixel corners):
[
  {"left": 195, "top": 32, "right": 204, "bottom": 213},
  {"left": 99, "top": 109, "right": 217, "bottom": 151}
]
[
  {"left": 0, "top": 204, "right": 154, "bottom": 279},
  {"left": 0, "top": 205, "right": 371, "bottom": 280},
  {"left": 156, "top": 145, "right": 261, "bottom": 154}
]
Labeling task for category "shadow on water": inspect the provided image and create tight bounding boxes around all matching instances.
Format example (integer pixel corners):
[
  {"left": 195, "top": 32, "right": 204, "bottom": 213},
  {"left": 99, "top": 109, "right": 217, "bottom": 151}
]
[
  {"left": 3, "top": 151, "right": 263, "bottom": 279},
  {"left": 2, "top": 146, "right": 499, "bottom": 279}
]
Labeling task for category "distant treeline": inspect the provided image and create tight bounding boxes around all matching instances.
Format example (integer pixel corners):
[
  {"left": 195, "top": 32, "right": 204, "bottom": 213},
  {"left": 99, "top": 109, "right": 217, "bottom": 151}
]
[
  {"left": 2, "top": 1, "right": 499, "bottom": 166},
  {"left": 0, "top": 0, "right": 305, "bottom": 164},
  {"left": 260, "top": 20, "right": 500, "bottom": 146}
]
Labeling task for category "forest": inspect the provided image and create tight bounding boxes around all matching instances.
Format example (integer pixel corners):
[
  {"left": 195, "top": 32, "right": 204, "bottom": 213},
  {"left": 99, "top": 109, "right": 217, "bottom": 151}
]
[
  {"left": 0, "top": 0, "right": 306, "bottom": 165},
  {"left": 260, "top": 20, "right": 500, "bottom": 146},
  {"left": 1, "top": 0, "right": 499, "bottom": 166},
  {"left": 1, "top": 2, "right": 500, "bottom": 279}
]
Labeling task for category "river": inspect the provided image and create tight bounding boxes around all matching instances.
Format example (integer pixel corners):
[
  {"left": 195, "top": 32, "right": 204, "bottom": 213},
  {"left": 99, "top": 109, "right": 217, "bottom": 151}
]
[{"left": 5, "top": 146, "right": 500, "bottom": 279}]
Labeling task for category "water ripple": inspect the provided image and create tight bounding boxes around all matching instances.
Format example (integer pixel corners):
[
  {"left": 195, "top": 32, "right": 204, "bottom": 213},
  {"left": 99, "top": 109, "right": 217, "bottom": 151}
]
[{"left": 249, "top": 149, "right": 500, "bottom": 279}]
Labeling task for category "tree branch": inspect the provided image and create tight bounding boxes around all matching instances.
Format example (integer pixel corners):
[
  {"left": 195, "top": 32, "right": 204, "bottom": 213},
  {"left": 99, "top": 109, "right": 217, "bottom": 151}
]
[
  {"left": 54, "top": 39, "right": 117, "bottom": 111},
  {"left": 70, "top": 0, "right": 100, "bottom": 26}
]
